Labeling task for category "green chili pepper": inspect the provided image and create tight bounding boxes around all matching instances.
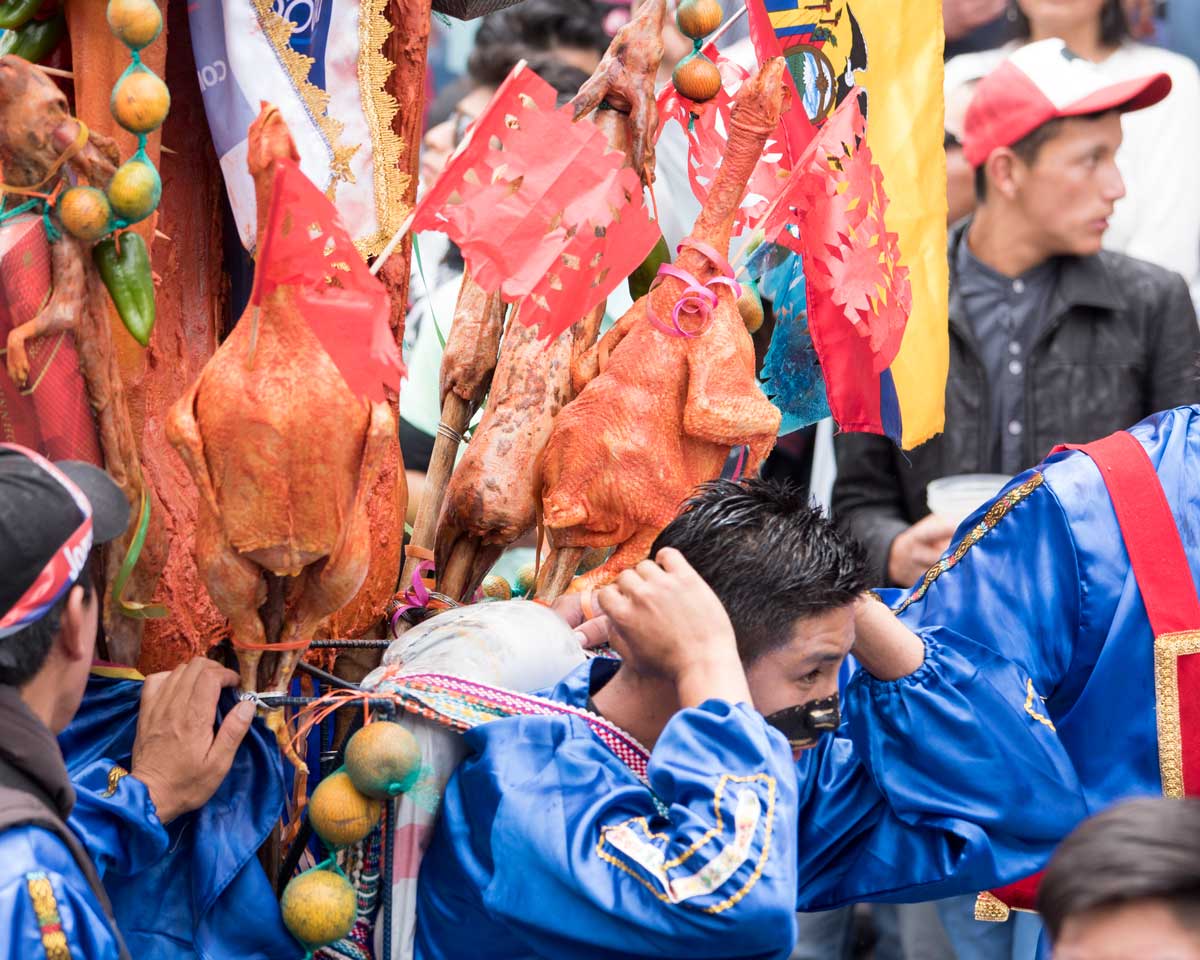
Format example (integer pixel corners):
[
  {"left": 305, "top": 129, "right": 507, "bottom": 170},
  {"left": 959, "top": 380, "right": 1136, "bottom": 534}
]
[
  {"left": 0, "top": 0, "right": 46, "bottom": 32},
  {"left": 0, "top": 12, "right": 65, "bottom": 62},
  {"left": 628, "top": 233, "right": 671, "bottom": 302},
  {"left": 94, "top": 231, "right": 156, "bottom": 347}
]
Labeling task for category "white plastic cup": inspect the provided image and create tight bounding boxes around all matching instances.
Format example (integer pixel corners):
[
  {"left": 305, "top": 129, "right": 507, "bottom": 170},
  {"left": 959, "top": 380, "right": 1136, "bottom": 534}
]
[{"left": 926, "top": 474, "right": 1010, "bottom": 528}]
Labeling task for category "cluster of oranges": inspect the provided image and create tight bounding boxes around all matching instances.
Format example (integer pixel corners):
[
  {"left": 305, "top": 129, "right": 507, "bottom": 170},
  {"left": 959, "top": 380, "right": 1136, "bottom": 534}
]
[
  {"left": 57, "top": 0, "right": 168, "bottom": 242},
  {"left": 671, "top": 0, "right": 725, "bottom": 104},
  {"left": 281, "top": 721, "right": 421, "bottom": 950}
]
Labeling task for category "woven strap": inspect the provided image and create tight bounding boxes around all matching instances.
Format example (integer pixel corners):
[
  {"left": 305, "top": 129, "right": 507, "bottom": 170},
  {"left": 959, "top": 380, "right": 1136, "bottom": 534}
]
[
  {"left": 1053, "top": 431, "right": 1200, "bottom": 636},
  {"left": 984, "top": 430, "right": 1200, "bottom": 918}
]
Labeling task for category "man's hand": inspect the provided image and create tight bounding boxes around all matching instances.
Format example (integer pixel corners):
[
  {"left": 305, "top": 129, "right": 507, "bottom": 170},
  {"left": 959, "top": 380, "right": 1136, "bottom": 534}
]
[
  {"left": 942, "top": 0, "right": 1006, "bottom": 41},
  {"left": 596, "top": 548, "right": 751, "bottom": 707},
  {"left": 852, "top": 594, "right": 926, "bottom": 681},
  {"left": 131, "top": 658, "right": 256, "bottom": 824},
  {"left": 887, "top": 514, "right": 955, "bottom": 588},
  {"left": 552, "top": 592, "right": 615, "bottom": 651}
]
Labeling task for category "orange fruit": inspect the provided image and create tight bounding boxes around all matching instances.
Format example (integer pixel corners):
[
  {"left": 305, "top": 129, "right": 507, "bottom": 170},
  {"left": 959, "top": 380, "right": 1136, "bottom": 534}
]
[
  {"left": 308, "top": 770, "right": 380, "bottom": 847},
  {"left": 480, "top": 575, "right": 512, "bottom": 601},
  {"left": 111, "top": 69, "right": 170, "bottom": 135},
  {"left": 58, "top": 187, "right": 111, "bottom": 242},
  {"left": 345, "top": 722, "right": 421, "bottom": 799},
  {"left": 280, "top": 869, "right": 356, "bottom": 947},
  {"left": 738, "top": 282, "right": 764, "bottom": 334},
  {"left": 106, "top": 159, "right": 161, "bottom": 224},
  {"left": 673, "top": 54, "right": 722, "bottom": 103},
  {"left": 106, "top": 0, "right": 163, "bottom": 50},
  {"left": 676, "top": 0, "right": 723, "bottom": 39}
]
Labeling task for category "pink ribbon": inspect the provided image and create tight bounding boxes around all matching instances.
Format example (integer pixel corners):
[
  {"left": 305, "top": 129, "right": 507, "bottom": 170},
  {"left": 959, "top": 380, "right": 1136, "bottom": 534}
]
[
  {"left": 389, "top": 560, "right": 435, "bottom": 634},
  {"left": 647, "top": 239, "right": 740, "bottom": 338}
]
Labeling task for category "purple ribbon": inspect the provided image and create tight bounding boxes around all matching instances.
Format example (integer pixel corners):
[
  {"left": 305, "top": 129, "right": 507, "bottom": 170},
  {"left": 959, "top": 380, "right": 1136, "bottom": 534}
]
[
  {"left": 646, "top": 240, "right": 740, "bottom": 338},
  {"left": 389, "top": 561, "right": 435, "bottom": 635}
]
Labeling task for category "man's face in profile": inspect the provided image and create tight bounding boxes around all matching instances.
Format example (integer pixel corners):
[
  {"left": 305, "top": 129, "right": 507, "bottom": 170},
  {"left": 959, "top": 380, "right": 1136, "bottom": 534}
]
[
  {"left": 1055, "top": 899, "right": 1200, "bottom": 960},
  {"left": 743, "top": 604, "right": 854, "bottom": 757}
]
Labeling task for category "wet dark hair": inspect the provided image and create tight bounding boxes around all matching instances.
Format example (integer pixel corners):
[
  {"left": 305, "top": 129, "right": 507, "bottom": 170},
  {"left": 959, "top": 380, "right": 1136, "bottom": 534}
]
[
  {"left": 651, "top": 478, "right": 868, "bottom": 664},
  {"left": 974, "top": 109, "right": 1116, "bottom": 202},
  {"left": 0, "top": 568, "right": 93, "bottom": 687},
  {"left": 1039, "top": 797, "right": 1200, "bottom": 941},
  {"left": 1010, "top": 0, "right": 1129, "bottom": 49}
]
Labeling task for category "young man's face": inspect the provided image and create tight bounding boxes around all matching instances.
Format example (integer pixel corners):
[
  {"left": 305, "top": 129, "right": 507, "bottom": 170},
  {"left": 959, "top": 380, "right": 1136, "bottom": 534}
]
[
  {"left": 1013, "top": 112, "right": 1126, "bottom": 258},
  {"left": 1055, "top": 899, "right": 1200, "bottom": 960},
  {"left": 743, "top": 605, "right": 855, "bottom": 756}
]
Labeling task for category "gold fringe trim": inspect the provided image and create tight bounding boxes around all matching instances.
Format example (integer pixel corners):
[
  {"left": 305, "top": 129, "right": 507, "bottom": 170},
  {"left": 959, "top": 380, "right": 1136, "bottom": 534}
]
[
  {"left": 250, "top": 0, "right": 356, "bottom": 198},
  {"left": 974, "top": 891, "right": 1010, "bottom": 923},
  {"left": 1023, "top": 678, "right": 1056, "bottom": 731},
  {"left": 355, "top": 0, "right": 410, "bottom": 257},
  {"left": 1154, "top": 629, "right": 1200, "bottom": 799},
  {"left": 895, "top": 473, "right": 1044, "bottom": 616}
]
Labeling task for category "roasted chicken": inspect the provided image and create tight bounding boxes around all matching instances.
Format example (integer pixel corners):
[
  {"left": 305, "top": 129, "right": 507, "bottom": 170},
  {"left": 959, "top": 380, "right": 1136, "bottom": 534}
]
[{"left": 537, "top": 59, "right": 789, "bottom": 598}]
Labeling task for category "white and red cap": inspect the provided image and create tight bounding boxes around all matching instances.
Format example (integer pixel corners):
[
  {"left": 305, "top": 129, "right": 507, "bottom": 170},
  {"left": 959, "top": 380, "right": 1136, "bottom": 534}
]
[
  {"left": 0, "top": 444, "right": 128, "bottom": 643},
  {"left": 962, "top": 38, "right": 1172, "bottom": 168}
]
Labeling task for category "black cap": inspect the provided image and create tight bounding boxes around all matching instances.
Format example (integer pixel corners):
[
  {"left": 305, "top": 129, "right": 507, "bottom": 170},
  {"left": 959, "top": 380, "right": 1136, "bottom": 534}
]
[{"left": 0, "top": 445, "right": 129, "bottom": 636}]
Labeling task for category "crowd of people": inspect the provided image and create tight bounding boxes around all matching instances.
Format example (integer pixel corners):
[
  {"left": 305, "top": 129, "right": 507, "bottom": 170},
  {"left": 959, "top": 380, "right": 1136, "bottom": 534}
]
[{"left": 2, "top": 0, "right": 1200, "bottom": 958}]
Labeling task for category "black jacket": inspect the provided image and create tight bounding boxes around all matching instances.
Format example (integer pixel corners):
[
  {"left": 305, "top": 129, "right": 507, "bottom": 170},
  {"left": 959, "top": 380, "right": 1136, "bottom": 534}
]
[{"left": 833, "top": 221, "right": 1200, "bottom": 584}]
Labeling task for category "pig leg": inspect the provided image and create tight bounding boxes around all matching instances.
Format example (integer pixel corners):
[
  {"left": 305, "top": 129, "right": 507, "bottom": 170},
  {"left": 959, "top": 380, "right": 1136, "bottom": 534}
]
[{"left": 5, "top": 236, "right": 84, "bottom": 387}]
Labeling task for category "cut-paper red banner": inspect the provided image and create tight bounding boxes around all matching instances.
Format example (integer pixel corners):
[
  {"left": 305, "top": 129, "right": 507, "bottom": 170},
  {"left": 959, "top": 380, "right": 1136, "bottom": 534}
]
[
  {"left": 251, "top": 157, "right": 404, "bottom": 403},
  {"left": 657, "top": 46, "right": 810, "bottom": 235},
  {"left": 412, "top": 63, "right": 660, "bottom": 341}
]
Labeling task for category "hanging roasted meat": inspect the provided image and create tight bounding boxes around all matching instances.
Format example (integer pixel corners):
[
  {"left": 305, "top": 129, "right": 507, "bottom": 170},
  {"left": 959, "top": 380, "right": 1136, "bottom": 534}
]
[
  {"left": 536, "top": 58, "right": 789, "bottom": 599},
  {"left": 166, "top": 105, "right": 394, "bottom": 767},
  {"left": 571, "top": 0, "right": 665, "bottom": 186},
  {"left": 434, "top": 106, "right": 633, "bottom": 603}
]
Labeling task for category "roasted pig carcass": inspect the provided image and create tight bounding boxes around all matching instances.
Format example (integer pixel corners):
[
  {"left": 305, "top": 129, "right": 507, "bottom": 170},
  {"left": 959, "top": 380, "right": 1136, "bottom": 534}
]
[
  {"left": 434, "top": 107, "right": 633, "bottom": 603},
  {"left": 571, "top": 0, "right": 665, "bottom": 186},
  {"left": 166, "top": 105, "right": 394, "bottom": 767},
  {"left": 537, "top": 59, "right": 789, "bottom": 599},
  {"left": 395, "top": 270, "right": 505, "bottom": 599}
]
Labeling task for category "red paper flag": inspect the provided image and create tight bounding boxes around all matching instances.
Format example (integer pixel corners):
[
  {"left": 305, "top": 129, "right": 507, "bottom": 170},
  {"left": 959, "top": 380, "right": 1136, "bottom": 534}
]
[
  {"left": 759, "top": 94, "right": 909, "bottom": 372},
  {"left": 252, "top": 157, "right": 403, "bottom": 403},
  {"left": 656, "top": 46, "right": 809, "bottom": 234},
  {"left": 411, "top": 63, "right": 659, "bottom": 340}
]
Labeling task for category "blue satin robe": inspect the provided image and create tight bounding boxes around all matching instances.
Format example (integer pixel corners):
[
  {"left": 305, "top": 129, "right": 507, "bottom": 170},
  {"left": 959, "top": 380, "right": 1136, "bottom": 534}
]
[
  {"left": 880, "top": 405, "right": 1200, "bottom": 820},
  {"left": 1, "top": 673, "right": 301, "bottom": 960},
  {"left": 416, "top": 658, "right": 803, "bottom": 960},
  {"left": 415, "top": 629, "right": 1086, "bottom": 959},
  {"left": 0, "top": 758, "right": 167, "bottom": 960}
]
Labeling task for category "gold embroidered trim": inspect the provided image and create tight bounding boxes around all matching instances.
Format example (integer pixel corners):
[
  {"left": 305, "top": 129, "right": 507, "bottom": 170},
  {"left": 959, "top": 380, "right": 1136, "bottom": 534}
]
[
  {"left": 595, "top": 773, "right": 778, "bottom": 914},
  {"left": 894, "top": 473, "right": 1045, "bottom": 616},
  {"left": 1023, "top": 679, "right": 1056, "bottom": 731},
  {"left": 25, "top": 872, "right": 71, "bottom": 960},
  {"left": 249, "top": 0, "right": 354, "bottom": 198},
  {"left": 974, "top": 891, "right": 1010, "bottom": 923},
  {"left": 355, "top": 0, "right": 409, "bottom": 257},
  {"left": 1154, "top": 630, "right": 1200, "bottom": 799},
  {"left": 101, "top": 764, "right": 129, "bottom": 799}
]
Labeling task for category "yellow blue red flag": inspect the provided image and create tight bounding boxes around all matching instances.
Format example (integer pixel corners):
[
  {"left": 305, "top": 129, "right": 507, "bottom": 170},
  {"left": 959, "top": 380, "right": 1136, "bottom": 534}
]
[{"left": 748, "top": 0, "right": 948, "bottom": 448}]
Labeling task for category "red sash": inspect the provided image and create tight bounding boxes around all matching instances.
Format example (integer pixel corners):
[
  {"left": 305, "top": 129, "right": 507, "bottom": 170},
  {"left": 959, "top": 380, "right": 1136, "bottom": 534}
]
[{"left": 976, "top": 429, "right": 1200, "bottom": 921}]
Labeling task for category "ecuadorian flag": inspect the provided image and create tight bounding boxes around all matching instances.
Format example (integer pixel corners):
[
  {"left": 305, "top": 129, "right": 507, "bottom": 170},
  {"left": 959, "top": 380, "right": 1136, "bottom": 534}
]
[{"left": 749, "top": 0, "right": 948, "bottom": 449}]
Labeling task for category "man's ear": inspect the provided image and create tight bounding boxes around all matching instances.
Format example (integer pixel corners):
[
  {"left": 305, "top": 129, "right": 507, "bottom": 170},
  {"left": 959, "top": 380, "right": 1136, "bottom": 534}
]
[
  {"left": 57, "top": 585, "right": 93, "bottom": 663},
  {"left": 984, "top": 147, "right": 1021, "bottom": 201}
]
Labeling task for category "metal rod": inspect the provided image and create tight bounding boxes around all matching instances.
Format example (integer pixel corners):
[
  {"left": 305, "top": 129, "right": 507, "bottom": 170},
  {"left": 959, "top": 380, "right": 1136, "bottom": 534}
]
[
  {"left": 308, "top": 639, "right": 393, "bottom": 649},
  {"left": 296, "top": 659, "right": 361, "bottom": 690},
  {"left": 254, "top": 695, "right": 399, "bottom": 710}
]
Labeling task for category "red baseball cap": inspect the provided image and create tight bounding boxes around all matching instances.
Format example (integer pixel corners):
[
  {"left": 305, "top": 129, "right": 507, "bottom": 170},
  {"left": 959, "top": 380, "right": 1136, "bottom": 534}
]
[{"left": 962, "top": 38, "right": 1172, "bottom": 168}]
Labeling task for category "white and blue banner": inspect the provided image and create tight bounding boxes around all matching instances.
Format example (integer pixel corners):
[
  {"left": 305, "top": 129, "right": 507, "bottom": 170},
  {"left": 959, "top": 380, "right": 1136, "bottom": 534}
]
[{"left": 188, "top": 0, "right": 406, "bottom": 256}]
